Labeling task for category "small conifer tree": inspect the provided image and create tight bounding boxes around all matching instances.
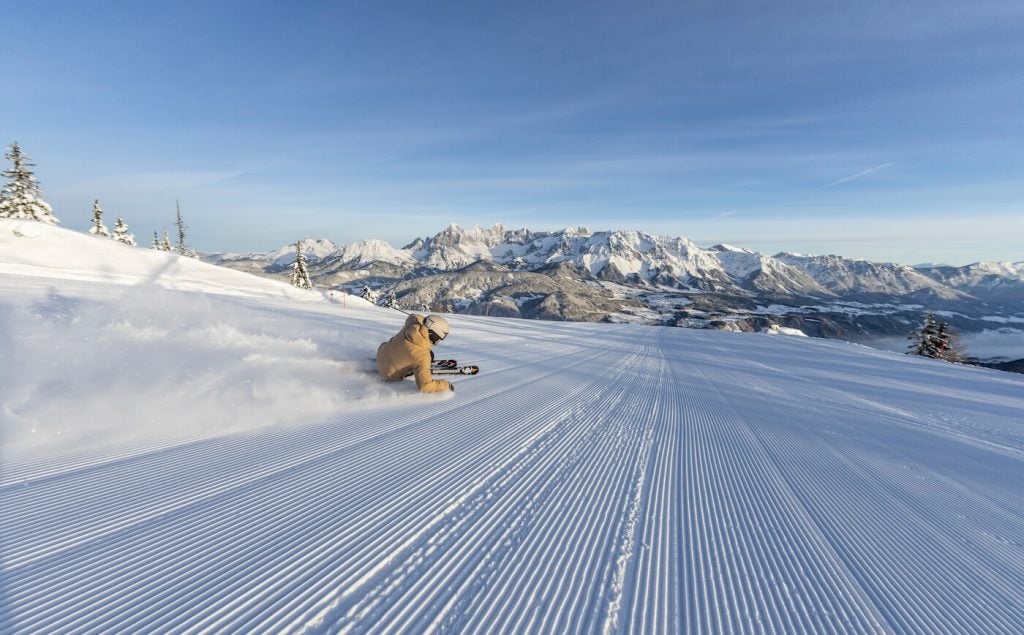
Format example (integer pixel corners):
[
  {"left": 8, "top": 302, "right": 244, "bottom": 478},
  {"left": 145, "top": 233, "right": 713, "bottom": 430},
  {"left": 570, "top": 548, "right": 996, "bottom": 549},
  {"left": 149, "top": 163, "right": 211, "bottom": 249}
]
[
  {"left": 89, "top": 199, "right": 110, "bottom": 237},
  {"left": 361, "top": 285, "right": 379, "bottom": 304},
  {"left": 908, "top": 313, "right": 966, "bottom": 362},
  {"left": 935, "top": 321, "right": 966, "bottom": 363},
  {"left": 113, "top": 217, "right": 136, "bottom": 246},
  {"left": 174, "top": 200, "right": 194, "bottom": 256},
  {"left": 151, "top": 231, "right": 161, "bottom": 250},
  {"left": 908, "top": 313, "right": 941, "bottom": 358},
  {"left": 290, "top": 241, "right": 313, "bottom": 289},
  {"left": 0, "top": 142, "right": 59, "bottom": 224},
  {"left": 160, "top": 229, "right": 173, "bottom": 252}
]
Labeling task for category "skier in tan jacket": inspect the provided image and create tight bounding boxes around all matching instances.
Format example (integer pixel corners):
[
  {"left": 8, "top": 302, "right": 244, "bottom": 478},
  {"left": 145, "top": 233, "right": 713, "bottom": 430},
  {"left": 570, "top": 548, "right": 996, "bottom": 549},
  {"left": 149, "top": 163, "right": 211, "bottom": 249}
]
[{"left": 376, "top": 314, "right": 454, "bottom": 393}]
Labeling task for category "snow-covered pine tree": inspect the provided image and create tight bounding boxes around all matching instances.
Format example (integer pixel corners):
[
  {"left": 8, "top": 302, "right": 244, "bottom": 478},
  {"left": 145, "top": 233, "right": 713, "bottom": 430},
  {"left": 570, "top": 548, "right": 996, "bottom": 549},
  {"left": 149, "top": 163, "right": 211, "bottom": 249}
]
[
  {"left": 379, "top": 290, "right": 398, "bottom": 309},
  {"left": 174, "top": 200, "right": 194, "bottom": 256},
  {"left": 360, "top": 285, "right": 379, "bottom": 304},
  {"left": 160, "top": 229, "right": 173, "bottom": 252},
  {"left": 935, "top": 321, "right": 967, "bottom": 363},
  {"left": 290, "top": 241, "right": 313, "bottom": 289},
  {"left": 89, "top": 199, "right": 110, "bottom": 237},
  {"left": 913, "top": 313, "right": 937, "bottom": 356},
  {"left": 908, "top": 313, "right": 942, "bottom": 358},
  {"left": 113, "top": 217, "right": 136, "bottom": 246},
  {"left": 935, "top": 321, "right": 950, "bottom": 360},
  {"left": 0, "top": 142, "right": 59, "bottom": 224},
  {"left": 151, "top": 231, "right": 160, "bottom": 249}
]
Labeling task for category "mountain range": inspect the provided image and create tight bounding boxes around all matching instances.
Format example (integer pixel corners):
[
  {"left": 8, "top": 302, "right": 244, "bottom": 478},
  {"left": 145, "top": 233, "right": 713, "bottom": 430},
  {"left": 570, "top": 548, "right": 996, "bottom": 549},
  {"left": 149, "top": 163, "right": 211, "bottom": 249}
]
[{"left": 205, "top": 224, "right": 1024, "bottom": 344}]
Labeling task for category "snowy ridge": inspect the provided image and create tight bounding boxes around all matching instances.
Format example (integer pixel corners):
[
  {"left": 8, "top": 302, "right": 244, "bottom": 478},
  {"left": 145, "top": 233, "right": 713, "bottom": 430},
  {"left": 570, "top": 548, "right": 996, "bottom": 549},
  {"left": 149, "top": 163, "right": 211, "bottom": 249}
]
[
  {"left": 0, "top": 219, "right": 322, "bottom": 302},
  {"left": 407, "top": 225, "right": 972, "bottom": 299},
  {"left": 337, "top": 238, "right": 414, "bottom": 267},
  {"left": 776, "top": 252, "right": 963, "bottom": 299},
  {"left": 4, "top": 220, "right": 1024, "bottom": 632},
  {"left": 412, "top": 223, "right": 516, "bottom": 270},
  {"left": 205, "top": 224, "right": 1021, "bottom": 304},
  {"left": 923, "top": 260, "right": 1024, "bottom": 288},
  {"left": 263, "top": 238, "right": 340, "bottom": 267},
  {"left": 216, "top": 237, "right": 339, "bottom": 268},
  {"left": 712, "top": 245, "right": 831, "bottom": 296},
  {"left": 980, "top": 261, "right": 1024, "bottom": 278},
  {"left": 405, "top": 225, "right": 733, "bottom": 288}
]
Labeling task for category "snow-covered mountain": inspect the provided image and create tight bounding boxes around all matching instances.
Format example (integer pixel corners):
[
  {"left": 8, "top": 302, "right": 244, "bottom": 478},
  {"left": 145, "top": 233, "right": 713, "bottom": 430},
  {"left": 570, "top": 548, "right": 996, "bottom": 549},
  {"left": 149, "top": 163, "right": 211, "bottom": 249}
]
[
  {"left": 208, "top": 223, "right": 1010, "bottom": 301},
  {"left": 336, "top": 238, "right": 415, "bottom": 267},
  {"left": 4, "top": 216, "right": 1024, "bottom": 633},
  {"left": 711, "top": 244, "right": 832, "bottom": 296},
  {"left": 200, "top": 223, "right": 1022, "bottom": 342},
  {"left": 776, "top": 252, "right": 968, "bottom": 300},
  {"left": 411, "top": 222, "right": 523, "bottom": 269},
  {"left": 217, "top": 237, "right": 341, "bottom": 269},
  {"left": 916, "top": 261, "right": 1024, "bottom": 303},
  {"left": 402, "top": 225, "right": 740, "bottom": 291},
  {"left": 395, "top": 224, "right": 1002, "bottom": 304},
  {"left": 387, "top": 259, "right": 645, "bottom": 321}
]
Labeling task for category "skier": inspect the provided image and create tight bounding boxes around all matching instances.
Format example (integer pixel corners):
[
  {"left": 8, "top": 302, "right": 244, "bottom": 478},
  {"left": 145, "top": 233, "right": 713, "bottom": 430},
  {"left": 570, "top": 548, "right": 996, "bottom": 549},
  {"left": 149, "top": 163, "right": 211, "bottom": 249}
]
[{"left": 376, "top": 314, "right": 454, "bottom": 393}]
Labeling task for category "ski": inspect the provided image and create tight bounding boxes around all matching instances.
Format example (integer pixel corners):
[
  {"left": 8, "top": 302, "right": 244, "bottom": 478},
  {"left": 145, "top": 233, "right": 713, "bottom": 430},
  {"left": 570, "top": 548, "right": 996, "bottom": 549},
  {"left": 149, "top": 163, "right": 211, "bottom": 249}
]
[
  {"left": 431, "top": 359, "right": 458, "bottom": 370},
  {"left": 431, "top": 365, "right": 479, "bottom": 376}
]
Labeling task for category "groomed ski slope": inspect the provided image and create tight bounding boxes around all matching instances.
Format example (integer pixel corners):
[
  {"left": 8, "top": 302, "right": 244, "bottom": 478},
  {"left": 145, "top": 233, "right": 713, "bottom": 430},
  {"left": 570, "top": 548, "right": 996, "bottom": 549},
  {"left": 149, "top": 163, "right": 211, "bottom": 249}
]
[{"left": 3, "top": 224, "right": 1024, "bottom": 633}]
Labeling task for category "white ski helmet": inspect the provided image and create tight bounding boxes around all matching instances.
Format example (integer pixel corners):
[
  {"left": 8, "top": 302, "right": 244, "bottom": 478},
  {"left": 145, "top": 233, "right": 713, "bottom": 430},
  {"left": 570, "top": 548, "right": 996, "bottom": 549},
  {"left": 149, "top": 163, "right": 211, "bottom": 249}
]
[{"left": 424, "top": 314, "right": 450, "bottom": 342}]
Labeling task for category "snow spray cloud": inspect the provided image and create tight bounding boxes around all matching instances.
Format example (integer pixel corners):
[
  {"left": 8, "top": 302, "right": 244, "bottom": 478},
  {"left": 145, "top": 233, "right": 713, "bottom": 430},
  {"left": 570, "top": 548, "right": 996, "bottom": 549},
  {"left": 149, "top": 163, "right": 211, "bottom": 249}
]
[{"left": 0, "top": 283, "right": 393, "bottom": 459}]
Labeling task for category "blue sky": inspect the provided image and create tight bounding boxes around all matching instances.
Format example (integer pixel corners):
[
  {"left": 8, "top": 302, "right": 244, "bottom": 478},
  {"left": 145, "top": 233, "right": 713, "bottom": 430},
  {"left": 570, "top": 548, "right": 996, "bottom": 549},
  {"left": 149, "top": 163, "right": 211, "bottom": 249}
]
[{"left": 3, "top": 0, "right": 1022, "bottom": 265}]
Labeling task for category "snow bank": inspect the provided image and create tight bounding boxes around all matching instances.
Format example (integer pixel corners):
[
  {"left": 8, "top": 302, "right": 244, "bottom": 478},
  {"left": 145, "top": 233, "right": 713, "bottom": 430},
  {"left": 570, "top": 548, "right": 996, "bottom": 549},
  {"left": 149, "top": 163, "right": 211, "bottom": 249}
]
[
  {"left": 0, "top": 218, "right": 322, "bottom": 301},
  {"left": 762, "top": 323, "right": 808, "bottom": 337}
]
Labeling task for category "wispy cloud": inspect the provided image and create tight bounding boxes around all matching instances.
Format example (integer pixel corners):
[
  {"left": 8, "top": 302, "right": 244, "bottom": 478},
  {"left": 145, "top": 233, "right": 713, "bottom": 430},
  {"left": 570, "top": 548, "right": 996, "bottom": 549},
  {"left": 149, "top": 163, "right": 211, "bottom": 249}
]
[
  {"left": 707, "top": 210, "right": 736, "bottom": 221},
  {"left": 77, "top": 170, "right": 245, "bottom": 195},
  {"left": 122, "top": 170, "right": 245, "bottom": 191},
  {"left": 825, "top": 162, "right": 895, "bottom": 188}
]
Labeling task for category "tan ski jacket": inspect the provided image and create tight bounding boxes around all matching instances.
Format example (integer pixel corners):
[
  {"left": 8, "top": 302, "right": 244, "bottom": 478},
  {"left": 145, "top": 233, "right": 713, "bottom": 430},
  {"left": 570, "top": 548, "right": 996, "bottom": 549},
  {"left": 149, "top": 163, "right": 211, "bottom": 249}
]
[{"left": 376, "top": 314, "right": 452, "bottom": 393}]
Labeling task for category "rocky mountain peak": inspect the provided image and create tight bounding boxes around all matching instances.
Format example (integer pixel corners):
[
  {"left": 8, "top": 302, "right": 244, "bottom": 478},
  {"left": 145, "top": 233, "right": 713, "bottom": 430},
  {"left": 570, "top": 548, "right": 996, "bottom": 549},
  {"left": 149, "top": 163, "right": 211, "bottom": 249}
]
[
  {"left": 339, "top": 238, "right": 412, "bottom": 267},
  {"left": 267, "top": 237, "right": 340, "bottom": 266},
  {"left": 711, "top": 243, "right": 755, "bottom": 254},
  {"left": 203, "top": 224, "right": 1023, "bottom": 324}
]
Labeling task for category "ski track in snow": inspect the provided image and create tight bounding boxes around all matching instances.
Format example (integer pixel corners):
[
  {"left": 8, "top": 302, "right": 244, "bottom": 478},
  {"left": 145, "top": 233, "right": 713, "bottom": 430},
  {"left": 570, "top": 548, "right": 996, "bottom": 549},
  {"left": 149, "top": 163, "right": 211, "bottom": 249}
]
[{"left": 4, "top": 312, "right": 1024, "bottom": 633}]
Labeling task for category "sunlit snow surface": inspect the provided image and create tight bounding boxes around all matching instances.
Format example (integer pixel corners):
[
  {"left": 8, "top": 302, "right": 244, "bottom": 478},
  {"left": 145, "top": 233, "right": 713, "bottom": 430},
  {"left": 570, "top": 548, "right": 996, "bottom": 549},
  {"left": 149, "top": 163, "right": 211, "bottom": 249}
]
[{"left": 2, "top": 220, "right": 1024, "bottom": 633}]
